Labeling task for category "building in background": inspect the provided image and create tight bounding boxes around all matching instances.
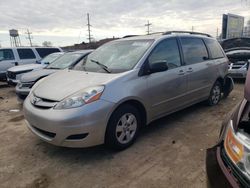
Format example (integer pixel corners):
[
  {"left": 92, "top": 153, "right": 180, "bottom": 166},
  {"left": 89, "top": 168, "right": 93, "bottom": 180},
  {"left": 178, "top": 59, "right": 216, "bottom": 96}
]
[
  {"left": 243, "top": 20, "right": 250, "bottom": 37},
  {"left": 222, "top": 13, "right": 245, "bottom": 39}
]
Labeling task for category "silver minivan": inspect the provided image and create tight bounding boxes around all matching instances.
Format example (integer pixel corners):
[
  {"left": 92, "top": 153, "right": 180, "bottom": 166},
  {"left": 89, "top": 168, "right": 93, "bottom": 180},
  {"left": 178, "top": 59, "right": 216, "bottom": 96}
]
[{"left": 23, "top": 31, "right": 233, "bottom": 150}]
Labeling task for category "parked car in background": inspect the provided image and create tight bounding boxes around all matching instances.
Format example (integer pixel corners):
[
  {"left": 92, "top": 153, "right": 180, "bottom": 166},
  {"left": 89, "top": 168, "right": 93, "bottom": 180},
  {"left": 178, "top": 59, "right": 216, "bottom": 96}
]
[
  {"left": 7, "top": 52, "right": 64, "bottom": 85},
  {"left": 221, "top": 37, "right": 250, "bottom": 79},
  {"left": 206, "top": 68, "right": 250, "bottom": 187},
  {"left": 16, "top": 50, "right": 93, "bottom": 100},
  {"left": 23, "top": 31, "right": 233, "bottom": 150},
  {"left": 0, "top": 47, "right": 62, "bottom": 81}
]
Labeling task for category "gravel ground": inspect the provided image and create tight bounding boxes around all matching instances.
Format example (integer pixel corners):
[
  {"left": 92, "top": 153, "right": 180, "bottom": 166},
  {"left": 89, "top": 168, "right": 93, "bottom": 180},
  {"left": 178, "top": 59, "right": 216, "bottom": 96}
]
[{"left": 0, "top": 81, "right": 245, "bottom": 188}]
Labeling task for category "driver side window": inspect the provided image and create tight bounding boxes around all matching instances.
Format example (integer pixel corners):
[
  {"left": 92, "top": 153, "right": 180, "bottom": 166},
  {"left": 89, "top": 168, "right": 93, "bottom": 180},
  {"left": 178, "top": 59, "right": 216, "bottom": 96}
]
[{"left": 148, "top": 38, "right": 181, "bottom": 69}]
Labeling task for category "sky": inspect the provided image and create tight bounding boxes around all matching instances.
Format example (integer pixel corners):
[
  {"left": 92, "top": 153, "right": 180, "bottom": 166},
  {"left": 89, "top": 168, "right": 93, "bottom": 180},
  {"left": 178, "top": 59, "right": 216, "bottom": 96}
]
[{"left": 0, "top": 0, "right": 250, "bottom": 47}]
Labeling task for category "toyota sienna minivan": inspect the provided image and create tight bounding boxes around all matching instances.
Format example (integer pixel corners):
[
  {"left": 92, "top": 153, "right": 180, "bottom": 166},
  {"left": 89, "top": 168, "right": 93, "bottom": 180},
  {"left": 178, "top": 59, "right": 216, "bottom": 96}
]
[{"left": 23, "top": 31, "right": 234, "bottom": 150}]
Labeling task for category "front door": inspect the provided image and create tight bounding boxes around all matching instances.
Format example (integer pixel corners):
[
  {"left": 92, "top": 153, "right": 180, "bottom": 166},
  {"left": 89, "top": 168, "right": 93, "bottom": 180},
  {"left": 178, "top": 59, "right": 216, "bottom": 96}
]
[{"left": 146, "top": 37, "right": 188, "bottom": 119}]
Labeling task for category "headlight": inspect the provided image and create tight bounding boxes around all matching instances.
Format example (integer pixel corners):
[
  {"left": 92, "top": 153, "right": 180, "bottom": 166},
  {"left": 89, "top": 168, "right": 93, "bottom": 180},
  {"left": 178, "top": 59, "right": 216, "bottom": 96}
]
[
  {"left": 224, "top": 120, "right": 250, "bottom": 176},
  {"left": 54, "top": 86, "right": 104, "bottom": 110},
  {"left": 224, "top": 121, "right": 244, "bottom": 164}
]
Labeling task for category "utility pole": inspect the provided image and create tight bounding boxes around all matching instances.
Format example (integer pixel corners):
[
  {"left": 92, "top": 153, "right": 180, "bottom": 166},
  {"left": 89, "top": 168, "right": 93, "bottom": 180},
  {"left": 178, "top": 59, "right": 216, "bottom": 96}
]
[
  {"left": 216, "top": 27, "right": 219, "bottom": 39},
  {"left": 191, "top": 26, "right": 194, "bottom": 32},
  {"left": 87, "top": 13, "right": 92, "bottom": 43},
  {"left": 145, "top": 20, "right": 152, "bottom": 35},
  {"left": 25, "top": 29, "right": 33, "bottom": 47}
]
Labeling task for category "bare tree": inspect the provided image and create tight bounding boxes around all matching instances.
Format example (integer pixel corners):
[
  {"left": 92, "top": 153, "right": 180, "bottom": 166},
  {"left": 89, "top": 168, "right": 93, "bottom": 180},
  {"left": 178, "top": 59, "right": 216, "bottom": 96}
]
[{"left": 42, "top": 41, "right": 52, "bottom": 47}]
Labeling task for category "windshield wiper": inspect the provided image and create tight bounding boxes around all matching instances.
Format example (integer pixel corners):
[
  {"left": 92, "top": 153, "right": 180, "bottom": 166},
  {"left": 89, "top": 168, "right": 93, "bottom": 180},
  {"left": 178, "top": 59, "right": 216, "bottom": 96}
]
[{"left": 90, "top": 59, "right": 111, "bottom": 73}]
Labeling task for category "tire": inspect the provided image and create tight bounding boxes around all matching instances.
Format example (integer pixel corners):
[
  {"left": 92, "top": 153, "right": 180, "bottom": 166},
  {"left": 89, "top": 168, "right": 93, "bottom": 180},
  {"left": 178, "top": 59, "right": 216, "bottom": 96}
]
[
  {"left": 207, "top": 81, "right": 222, "bottom": 106},
  {"left": 105, "top": 104, "right": 141, "bottom": 150}
]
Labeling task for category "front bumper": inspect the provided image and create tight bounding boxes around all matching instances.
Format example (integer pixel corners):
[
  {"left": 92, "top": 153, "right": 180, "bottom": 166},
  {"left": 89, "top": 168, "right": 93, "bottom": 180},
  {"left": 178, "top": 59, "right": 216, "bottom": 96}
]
[
  {"left": 228, "top": 69, "right": 247, "bottom": 78},
  {"left": 7, "top": 78, "right": 18, "bottom": 85},
  {"left": 0, "top": 72, "right": 7, "bottom": 81},
  {"left": 15, "top": 85, "right": 31, "bottom": 101},
  {"left": 23, "top": 98, "right": 114, "bottom": 148},
  {"left": 206, "top": 144, "right": 250, "bottom": 188}
]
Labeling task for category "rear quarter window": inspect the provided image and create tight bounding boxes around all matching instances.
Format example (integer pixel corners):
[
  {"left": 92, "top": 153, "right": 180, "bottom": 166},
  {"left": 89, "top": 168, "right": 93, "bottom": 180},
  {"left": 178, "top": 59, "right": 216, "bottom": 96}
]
[
  {"left": 204, "top": 39, "right": 225, "bottom": 59},
  {"left": 181, "top": 38, "right": 209, "bottom": 65},
  {"left": 35, "top": 48, "right": 60, "bottom": 58},
  {"left": 0, "top": 49, "right": 15, "bottom": 60},
  {"left": 17, "top": 49, "right": 36, "bottom": 59}
]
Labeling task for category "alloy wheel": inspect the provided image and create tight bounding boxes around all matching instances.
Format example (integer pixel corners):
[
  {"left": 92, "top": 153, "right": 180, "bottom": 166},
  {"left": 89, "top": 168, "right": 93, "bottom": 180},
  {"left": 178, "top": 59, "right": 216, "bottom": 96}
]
[{"left": 115, "top": 113, "right": 137, "bottom": 144}]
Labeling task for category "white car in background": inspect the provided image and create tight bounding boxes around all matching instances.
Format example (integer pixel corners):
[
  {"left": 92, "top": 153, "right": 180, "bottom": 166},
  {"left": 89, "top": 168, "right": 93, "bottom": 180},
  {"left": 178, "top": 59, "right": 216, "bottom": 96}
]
[
  {"left": 7, "top": 52, "right": 64, "bottom": 85},
  {"left": 0, "top": 47, "right": 62, "bottom": 81}
]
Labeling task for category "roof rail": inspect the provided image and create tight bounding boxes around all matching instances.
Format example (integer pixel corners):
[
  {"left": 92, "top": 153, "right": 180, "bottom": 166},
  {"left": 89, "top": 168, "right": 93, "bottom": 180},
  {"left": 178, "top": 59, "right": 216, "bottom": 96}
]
[
  {"left": 163, "top": 31, "right": 212, "bottom": 37},
  {"left": 148, "top": 32, "right": 165, "bottom": 35},
  {"left": 122, "top": 35, "right": 139, "bottom": 38}
]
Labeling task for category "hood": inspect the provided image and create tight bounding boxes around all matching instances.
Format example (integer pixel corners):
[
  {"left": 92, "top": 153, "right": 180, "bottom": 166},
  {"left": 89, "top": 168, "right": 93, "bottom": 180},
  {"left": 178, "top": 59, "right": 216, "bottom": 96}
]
[
  {"left": 33, "top": 70, "right": 122, "bottom": 101},
  {"left": 21, "top": 69, "right": 58, "bottom": 82},
  {"left": 8, "top": 64, "right": 44, "bottom": 72}
]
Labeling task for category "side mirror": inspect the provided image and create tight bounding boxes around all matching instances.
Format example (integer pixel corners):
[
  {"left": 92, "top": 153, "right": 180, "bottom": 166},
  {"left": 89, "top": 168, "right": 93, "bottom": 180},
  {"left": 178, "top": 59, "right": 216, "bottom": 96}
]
[
  {"left": 149, "top": 61, "right": 168, "bottom": 74},
  {"left": 44, "top": 62, "right": 49, "bottom": 65}
]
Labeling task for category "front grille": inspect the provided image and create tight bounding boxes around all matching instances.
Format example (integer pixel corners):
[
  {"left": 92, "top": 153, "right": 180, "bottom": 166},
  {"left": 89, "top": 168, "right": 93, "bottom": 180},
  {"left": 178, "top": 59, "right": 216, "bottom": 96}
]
[
  {"left": 31, "top": 95, "right": 58, "bottom": 109},
  {"left": 221, "top": 148, "right": 250, "bottom": 187},
  {"left": 32, "top": 125, "right": 56, "bottom": 138},
  {"left": 20, "top": 82, "right": 34, "bottom": 88},
  {"left": 7, "top": 71, "right": 16, "bottom": 79},
  {"left": 7, "top": 70, "right": 33, "bottom": 80},
  {"left": 229, "top": 62, "right": 247, "bottom": 70}
]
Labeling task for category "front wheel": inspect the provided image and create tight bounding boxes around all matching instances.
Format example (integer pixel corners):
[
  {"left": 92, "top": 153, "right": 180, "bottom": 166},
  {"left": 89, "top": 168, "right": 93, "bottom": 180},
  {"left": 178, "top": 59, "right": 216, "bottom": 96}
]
[
  {"left": 105, "top": 104, "right": 141, "bottom": 150},
  {"left": 207, "top": 81, "right": 222, "bottom": 106}
]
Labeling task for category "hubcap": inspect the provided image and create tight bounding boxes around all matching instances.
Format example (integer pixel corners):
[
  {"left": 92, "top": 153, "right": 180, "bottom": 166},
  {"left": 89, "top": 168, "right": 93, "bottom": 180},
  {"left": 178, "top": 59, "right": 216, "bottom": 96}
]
[
  {"left": 116, "top": 113, "right": 137, "bottom": 144},
  {"left": 211, "top": 85, "right": 221, "bottom": 104}
]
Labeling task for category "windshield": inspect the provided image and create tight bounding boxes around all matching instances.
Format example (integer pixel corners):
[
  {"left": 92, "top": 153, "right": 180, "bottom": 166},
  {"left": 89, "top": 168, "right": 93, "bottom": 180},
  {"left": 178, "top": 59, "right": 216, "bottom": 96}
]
[
  {"left": 76, "top": 40, "right": 153, "bottom": 73},
  {"left": 39, "top": 53, "right": 62, "bottom": 64},
  {"left": 46, "top": 53, "right": 83, "bottom": 69}
]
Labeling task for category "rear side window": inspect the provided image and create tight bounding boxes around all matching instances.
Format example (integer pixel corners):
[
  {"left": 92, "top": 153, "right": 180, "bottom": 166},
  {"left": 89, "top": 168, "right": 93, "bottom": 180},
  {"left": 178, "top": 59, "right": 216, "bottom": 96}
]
[
  {"left": 181, "top": 38, "right": 209, "bottom": 65},
  {"left": 35, "top": 48, "right": 60, "bottom": 58},
  {"left": 0, "top": 49, "right": 14, "bottom": 61},
  {"left": 148, "top": 38, "right": 181, "bottom": 69},
  {"left": 17, "top": 49, "right": 36, "bottom": 59},
  {"left": 204, "top": 39, "right": 225, "bottom": 59}
]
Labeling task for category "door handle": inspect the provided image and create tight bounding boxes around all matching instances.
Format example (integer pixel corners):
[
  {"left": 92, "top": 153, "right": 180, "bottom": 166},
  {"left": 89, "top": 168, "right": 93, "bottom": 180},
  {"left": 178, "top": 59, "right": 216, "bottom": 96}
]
[
  {"left": 178, "top": 70, "right": 185, "bottom": 75},
  {"left": 186, "top": 68, "right": 193, "bottom": 73}
]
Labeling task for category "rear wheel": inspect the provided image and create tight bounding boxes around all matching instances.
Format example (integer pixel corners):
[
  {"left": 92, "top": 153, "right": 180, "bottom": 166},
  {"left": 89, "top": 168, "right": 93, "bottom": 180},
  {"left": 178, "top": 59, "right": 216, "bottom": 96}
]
[
  {"left": 105, "top": 104, "right": 141, "bottom": 150},
  {"left": 207, "top": 81, "right": 222, "bottom": 106}
]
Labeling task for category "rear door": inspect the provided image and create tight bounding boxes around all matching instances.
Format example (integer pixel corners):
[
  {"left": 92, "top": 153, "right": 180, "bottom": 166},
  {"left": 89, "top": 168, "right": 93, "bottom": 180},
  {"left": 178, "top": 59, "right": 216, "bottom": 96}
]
[
  {"left": 0, "top": 49, "right": 17, "bottom": 74},
  {"left": 204, "top": 38, "right": 227, "bottom": 79},
  {"left": 146, "top": 37, "right": 188, "bottom": 119},
  {"left": 180, "top": 37, "right": 213, "bottom": 103},
  {"left": 17, "top": 48, "right": 37, "bottom": 65}
]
